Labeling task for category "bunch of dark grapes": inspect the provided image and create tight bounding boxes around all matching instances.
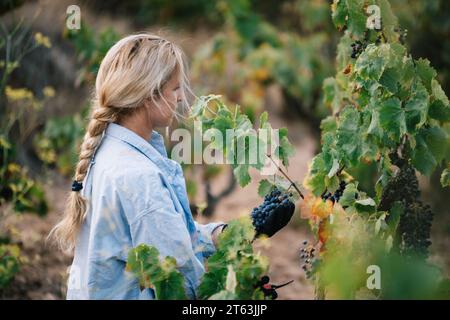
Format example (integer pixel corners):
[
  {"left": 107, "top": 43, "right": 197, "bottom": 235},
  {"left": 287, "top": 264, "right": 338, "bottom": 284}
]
[
  {"left": 399, "top": 200, "right": 433, "bottom": 258},
  {"left": 251, "top": 188, "right": 292, "bottom": 235},
  {"left": 350, "top": 40, "right": 366, "bottom": 59},
  {"left": 255, "top": 275, "right": 293, "bottom": 300},
  {"left": 380, "top": 162, "right": 433, "bottom": 258},
  {"left": 380, "top": 163, "right": 419, "bottom": 209},
  {"left": 321, "top": 181, "right": 347, "bottom": 204},
  {"left": 299, "top": 240, "right": 316, "bottom": 279}
]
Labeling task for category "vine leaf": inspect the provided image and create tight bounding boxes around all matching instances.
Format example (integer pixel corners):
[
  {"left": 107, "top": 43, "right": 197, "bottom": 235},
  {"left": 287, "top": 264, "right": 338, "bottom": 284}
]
[
  {"left": 415, "top": 58, "right": 437, "bottom": 92},
  {"left": 379, "top": 97, "right": 406, "bottom": 142},
  {"left": 412, "top": 126, "right": 448, "bottom": 176},
  {"left": 404, "top": 79, "right": 429, "bottom": 133},
  {"left": 234, "top": 163, "right": 251, "bottom": 187},
  {"left": 126, "top": 244, "right": 187, "bottom": 300}
]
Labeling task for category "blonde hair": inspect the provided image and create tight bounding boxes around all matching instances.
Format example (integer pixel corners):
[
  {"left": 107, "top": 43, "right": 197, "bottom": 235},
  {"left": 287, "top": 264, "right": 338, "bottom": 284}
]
[{"left": 50, "top": 33, "right": 192, "bottom": 252}]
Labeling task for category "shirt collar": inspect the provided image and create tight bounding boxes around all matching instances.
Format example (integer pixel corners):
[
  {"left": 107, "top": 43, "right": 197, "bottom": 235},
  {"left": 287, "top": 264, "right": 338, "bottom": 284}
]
[{"left": 105, "top": 122, "right": 177, "bottom": 175}]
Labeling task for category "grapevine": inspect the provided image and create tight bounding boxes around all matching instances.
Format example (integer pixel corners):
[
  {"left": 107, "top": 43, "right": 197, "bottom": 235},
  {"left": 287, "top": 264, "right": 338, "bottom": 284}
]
[
  {"left": 126, "top": 0, "right": 450, "bottom": 300},
  {"left": 299, "top": 0, "right": 450, "bottom": 299}
]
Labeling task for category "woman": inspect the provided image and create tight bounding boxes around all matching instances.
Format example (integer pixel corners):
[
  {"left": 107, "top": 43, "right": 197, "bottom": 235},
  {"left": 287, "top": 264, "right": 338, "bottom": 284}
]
[{"left": 50, "top": 33, "right": 294, "bottom": 300}]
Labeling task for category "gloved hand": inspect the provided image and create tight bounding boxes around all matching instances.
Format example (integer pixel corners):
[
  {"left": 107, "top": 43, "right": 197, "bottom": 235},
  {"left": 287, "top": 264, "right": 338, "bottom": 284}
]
[{"left": 251, "top": 188, "right": 295, "bottom": 238}]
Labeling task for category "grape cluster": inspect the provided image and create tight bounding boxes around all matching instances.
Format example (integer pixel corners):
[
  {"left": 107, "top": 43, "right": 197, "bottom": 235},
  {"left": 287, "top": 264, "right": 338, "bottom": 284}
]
[
  {"left": 380, "top": 164, "right": 419, "bottom": 210},
  {"left": 299, "top": 240, "right": 316, "bottom": 279},
  {"left": 255, "top": 275, "right": 293, "bottom": 300},
  {"left": 399, "top": 200, "right": 433, "bottom": 258},
  {"left": 379, "top": 162, "right": 434, "bottom": 258},
  {"left": 350, "top": 40, "right": 366, "bottom": 59},
  {"left": 251, "top": 188, "right": 292, "bottom": 236},
  {"left": 321, "top": 181, "right": 347, "bottom": 204}
]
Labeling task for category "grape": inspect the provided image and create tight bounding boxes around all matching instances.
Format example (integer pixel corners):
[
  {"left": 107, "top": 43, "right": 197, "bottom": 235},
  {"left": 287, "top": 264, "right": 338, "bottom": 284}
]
[
  {"left": 350, "top": 40, "right": 366, "bottom": 59},
  {"left": 380, "top": 162, "right": 434, "bottom": 258},
  {"left": 320, "top": 181, "right": 347, "bottom": 204},
  {"left": 299, "top": 241, "right": 317, "bottom": 279},
  {"left": 251, "top": 187, "right": 293, "bottom": 236}
]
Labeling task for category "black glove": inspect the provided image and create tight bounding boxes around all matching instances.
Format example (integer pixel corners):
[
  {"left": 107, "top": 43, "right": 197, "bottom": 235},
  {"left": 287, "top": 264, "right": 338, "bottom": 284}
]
[{"left": 251, "top": 188, "right": 295, "bottom": 238}]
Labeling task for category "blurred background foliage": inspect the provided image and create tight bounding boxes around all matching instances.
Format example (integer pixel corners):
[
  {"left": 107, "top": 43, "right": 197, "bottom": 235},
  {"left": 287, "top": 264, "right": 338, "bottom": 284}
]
[{"left": 0, "top": 0, "right": 448, "bottom": 297}]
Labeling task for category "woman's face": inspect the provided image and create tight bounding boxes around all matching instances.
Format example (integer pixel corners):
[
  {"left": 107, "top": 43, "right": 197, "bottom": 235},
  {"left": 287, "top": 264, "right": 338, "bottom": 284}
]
[{"left": 148, "top": 70, "right": 181, "bottom": 127}]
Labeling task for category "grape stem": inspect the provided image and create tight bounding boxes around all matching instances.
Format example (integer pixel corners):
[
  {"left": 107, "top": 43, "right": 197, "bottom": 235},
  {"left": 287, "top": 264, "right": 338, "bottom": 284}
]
[
  {"left": 266, "top": 154, "right": 304, "bottom": 199},
  {"left": 272, "top": 279, "right": 294, "bottom": 289}
]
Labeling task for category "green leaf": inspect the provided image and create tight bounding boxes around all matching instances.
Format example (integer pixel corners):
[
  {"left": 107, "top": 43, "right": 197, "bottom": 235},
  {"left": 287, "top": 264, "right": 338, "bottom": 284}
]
[
  {"left": 423, "top": 127, "right": 448, "bottom": 165},
  {"left": 405, "top": 79, "right": 429, "bottom": 133},
  {"left": 126, "top": 244, "right": 187, "bottom": 300},
  {"left": 305, "top": 153, "right": 327, "bottom": 196},
  {"left": 415, "top": 58, "right": 437, "bottom": 92},
  {"left": 339, "top": 182, "right": 358, "bottom": 207},
  {"left": 336, "top": 106, "right": 362, "bottom": 164},
  {"left": 235, "top": 112, "right": 253, "bottom": 133},
  {"left": 214, "top": 108, "right": 234, "bottom": 137},
  {"left": 379, "top": 68, "right": 400, "bottom": 94},
  {"left": 367, "top": 103, "right": 383, "bottom": 139},
  {"left": 431, "top": 79, "right": 449, "bottom": 106},
  {"left": 429, "top": 80, "right": 450, "bottom": 122},
  {"left": 327, "top": 159, "right": 340, "bottom": 178},
  {"left": 378, "top": 0, "right": 399, "bottom": 42},
  {"left": 331, "top": 0, "right": 348, "bottom": 31},
  {"left": 355, "top": 197, "right": 376, "bottom": 206},
  {"left": 429, "top": 100, "right": 450, "bottom": 122},
  {"left": 323, "top": 77, "right": 342, "bottom": 113},
  {"left": 234, "top": 164, "right": 251, "bottom": 187},
  {"left": 412, "top": 126, "right": 448, "bottom": 176},
  {"left": 190, "top": 94, "right": 222, "bottom": 118},
  {"left": 331, "top": 0, "right": 366, "bottom": 37},
  {"left": 275, "top": 127, "right": 295, "bottom": 166},
  {"left": 320, "top": 115, "right": 337, "bottom": 136},
  {"left": 257, "top": 179, "right": 273, "bottom": 197},
  {"left": 345, "top": 0, "right": 366, "bottom": 37},
  {"left": 355, "top": 44, "right": 391, "bottom": 81},
  {"left": 441, "top": 168, "right": 450, "bottom": 187},
  {"left": 325, "top": 175, "right": 340, "bottom": 193},
  {"left": 258, "top": 175, "right": 298, "bottom": 200},
  {"left": 198, "top": 216, "right": 267, "bottom": 300},
  {"left": 379, "top": 97, "right": 406, "bottom": 142}
]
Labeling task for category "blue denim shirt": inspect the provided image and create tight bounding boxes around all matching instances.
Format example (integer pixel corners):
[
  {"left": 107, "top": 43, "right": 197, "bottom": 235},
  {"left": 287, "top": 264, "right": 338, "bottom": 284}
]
[{"left": 66, "top": 123, "right": 224, "bottom": 300}]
